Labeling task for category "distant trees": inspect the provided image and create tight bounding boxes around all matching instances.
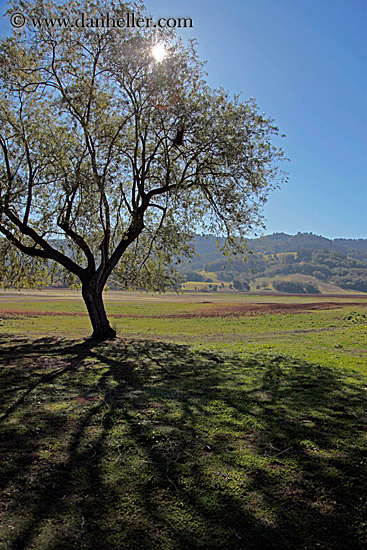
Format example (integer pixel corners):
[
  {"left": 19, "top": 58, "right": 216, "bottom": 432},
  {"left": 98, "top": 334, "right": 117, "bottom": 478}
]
[
  {"left": 185, "top": 245, "right": 367, "bottom": 294},
  {"left": 233, "top": 279, "right": 250, "bottom": 291},
  {"left": 184, "top": 271, "right": 204, "bottom": 282},
  {"left": 218, "top": 272, "right": 235, "bottom": 282},
  {"left": 312, "top": 270, "right": 326, "bottom": 281},
  {"left": 280, "top": 254, "right": 295, "bottom": 264},
  {"left": 296, "top": 249, "right": 312, "bottom": 261},
  {"left": 272, "top": 280, "right": 320, "bottom": 294}
]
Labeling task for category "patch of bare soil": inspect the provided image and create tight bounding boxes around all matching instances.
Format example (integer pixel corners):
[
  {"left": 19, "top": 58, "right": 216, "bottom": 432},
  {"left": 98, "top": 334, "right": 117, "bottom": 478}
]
[
  {"left": 0, "top": 301, "right": 366, "bottom": 320},
  {"left": 0, "top": 310, "right": 89, "bottom": 321},
  {"left": 119, "top": 301, "right": 366, "bottom": 318}
]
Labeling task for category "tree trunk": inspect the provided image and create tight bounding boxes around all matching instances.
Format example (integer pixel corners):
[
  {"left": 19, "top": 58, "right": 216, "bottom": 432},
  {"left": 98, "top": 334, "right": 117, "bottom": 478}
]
[{"left": 82, "top": 282, "right": 116, "bottom": 340}]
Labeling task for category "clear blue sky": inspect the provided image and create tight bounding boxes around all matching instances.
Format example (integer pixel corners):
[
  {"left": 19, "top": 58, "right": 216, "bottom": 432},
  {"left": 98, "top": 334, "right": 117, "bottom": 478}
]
[{"left": 1, "top": 0, "right": 366, "bottom": 239}]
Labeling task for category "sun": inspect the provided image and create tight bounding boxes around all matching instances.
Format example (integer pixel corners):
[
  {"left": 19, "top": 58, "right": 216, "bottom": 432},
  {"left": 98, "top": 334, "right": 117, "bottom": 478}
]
[{"left": 152, "top": 43, "right": 166, "bottom": 62}]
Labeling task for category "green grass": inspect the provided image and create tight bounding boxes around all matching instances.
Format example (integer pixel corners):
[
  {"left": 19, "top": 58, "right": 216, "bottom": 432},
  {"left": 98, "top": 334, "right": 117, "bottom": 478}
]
[{"left": 0, "top": 292, "right": 366, "bottom": 549}]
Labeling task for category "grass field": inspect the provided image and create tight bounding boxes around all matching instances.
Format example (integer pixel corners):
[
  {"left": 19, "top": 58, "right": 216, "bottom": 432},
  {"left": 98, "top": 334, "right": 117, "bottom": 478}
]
[{"left": 0, "top": 290, "right": 366, "bottom": 549}]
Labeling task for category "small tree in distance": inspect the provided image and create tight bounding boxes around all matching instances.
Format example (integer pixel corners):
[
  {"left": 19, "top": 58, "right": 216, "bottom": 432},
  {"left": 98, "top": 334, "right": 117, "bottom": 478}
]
[{"left": 0, "top": 0, "right": 287, "bottom": 340}]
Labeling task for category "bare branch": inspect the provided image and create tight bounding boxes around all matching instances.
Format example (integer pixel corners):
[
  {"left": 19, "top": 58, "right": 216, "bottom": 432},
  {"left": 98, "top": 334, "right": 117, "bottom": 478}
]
[
  {"left": 3, "top": 207, "right": 86, "bottom": 279},
  {"left": 0, "top": 224, "right": 48, "bottom": 259}
]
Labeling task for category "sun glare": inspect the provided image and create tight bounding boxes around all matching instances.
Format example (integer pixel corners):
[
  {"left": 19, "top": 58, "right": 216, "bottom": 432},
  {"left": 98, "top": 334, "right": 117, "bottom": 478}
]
[{"left": 152, "top": 43, "right": 166, "bottom": 62}]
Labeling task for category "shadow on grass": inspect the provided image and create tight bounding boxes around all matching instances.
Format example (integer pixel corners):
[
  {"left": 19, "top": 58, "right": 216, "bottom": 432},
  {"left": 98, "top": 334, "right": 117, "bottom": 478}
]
[{"left": 0, "top": 335, "right": 366, "bottom": 549}]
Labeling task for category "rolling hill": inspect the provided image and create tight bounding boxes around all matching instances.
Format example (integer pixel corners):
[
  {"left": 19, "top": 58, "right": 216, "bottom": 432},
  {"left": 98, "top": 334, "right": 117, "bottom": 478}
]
[{"left": 179, "top": 233, "right": 367, "bottom": 294}]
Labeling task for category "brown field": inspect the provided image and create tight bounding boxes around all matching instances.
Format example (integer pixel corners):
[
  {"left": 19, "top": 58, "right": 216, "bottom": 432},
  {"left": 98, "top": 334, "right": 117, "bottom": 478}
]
[
  {"left": 1, "top": 289, "right": 366, "bottom": 304},
  {"left": 150, "top": 300, "right": 367, "bottom": 318},
  {"left": 0, "top": 300, "right": 366, "bottom": 321}
]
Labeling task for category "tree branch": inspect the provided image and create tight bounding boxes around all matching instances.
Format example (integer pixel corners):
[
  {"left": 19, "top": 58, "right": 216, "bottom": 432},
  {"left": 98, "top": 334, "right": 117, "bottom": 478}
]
[
  {"left": 3, "top": 208, "right": 86, "bottom": 279},
  {"left": 0, "top": 224, "right": 48, "bottom": 259}
]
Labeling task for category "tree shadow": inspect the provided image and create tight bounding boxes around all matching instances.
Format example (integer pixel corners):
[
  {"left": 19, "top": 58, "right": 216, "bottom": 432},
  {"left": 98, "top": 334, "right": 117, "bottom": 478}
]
[{"left": 0, "top": 335, "right": 366, "bottom": 549}]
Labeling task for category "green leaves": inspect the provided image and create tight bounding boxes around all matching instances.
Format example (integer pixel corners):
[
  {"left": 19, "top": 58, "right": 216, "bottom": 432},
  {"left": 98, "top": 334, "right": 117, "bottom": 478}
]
[{"left": 0, "top": 0, "right": 287, "bottom": 295}]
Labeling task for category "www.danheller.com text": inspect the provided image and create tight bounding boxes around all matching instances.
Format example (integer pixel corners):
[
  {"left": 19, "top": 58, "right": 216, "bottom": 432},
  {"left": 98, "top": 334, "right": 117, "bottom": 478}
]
[{"left": 9, "top": 11, "right": 194, "bottom": 29}]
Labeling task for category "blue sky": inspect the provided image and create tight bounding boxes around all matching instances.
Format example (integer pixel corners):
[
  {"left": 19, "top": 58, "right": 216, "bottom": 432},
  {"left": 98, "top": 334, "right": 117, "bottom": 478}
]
[{"left": 1, "top": 0, "right": 366, "bottom": 239}]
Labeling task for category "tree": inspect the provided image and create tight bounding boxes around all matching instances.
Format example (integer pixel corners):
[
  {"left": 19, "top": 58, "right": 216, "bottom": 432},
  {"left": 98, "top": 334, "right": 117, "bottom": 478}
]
[
  {"left": 0, "top": 0, "right": 287, "bottom": 340},
  {"left": 184, "top": 271, "right": 204, "bottom": 282},
  {"left": 280, "top": 253, "right": 295, "bottom": 264},
  {"left": 232, "top": 279, "right": 243, "bottom": 290}
]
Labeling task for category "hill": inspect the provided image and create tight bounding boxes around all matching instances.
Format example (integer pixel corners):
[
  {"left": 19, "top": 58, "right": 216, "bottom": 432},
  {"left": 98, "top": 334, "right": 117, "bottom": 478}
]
[{"left": 179, "top": 233, "right": 367, "bottom": 294}]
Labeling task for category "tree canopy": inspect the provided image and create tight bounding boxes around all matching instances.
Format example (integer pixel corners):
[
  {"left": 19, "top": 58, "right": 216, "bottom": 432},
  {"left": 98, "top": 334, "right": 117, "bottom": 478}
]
[{"left": 0, "top": 0, "right": 287, "bottom": 339}]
